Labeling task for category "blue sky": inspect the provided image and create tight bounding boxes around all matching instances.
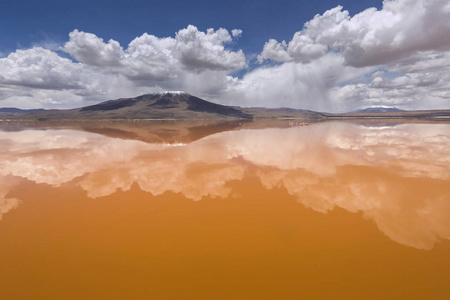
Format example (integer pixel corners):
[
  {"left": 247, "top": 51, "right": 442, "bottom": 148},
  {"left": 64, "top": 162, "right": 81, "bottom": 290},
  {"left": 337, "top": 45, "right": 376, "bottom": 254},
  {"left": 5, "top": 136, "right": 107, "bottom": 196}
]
[
  {"left": 0, "top": 0, "right": 380, "bottom": 55},
  {"left": 1, "top": 0, "right": 450, "bottom": 112}
]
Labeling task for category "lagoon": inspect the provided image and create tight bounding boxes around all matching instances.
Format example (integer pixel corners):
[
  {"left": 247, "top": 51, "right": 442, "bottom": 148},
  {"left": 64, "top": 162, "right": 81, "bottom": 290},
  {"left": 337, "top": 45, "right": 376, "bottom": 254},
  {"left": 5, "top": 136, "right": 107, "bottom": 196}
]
[{"left": 1, "top": 121, "right": 449, "bottom": 299}]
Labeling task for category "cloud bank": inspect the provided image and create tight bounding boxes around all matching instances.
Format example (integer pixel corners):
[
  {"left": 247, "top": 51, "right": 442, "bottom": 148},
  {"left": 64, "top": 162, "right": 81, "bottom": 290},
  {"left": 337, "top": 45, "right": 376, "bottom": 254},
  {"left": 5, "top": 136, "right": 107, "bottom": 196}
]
[{"left": 1, "top": 0, "right": 450, "bottom": 111}]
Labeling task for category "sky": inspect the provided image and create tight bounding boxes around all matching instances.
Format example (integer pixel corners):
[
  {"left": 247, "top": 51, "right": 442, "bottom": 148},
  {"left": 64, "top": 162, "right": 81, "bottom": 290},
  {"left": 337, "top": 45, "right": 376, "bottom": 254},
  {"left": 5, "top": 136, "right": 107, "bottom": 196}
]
[{"left": 1, "top": 0, "right": 449, "bottom": 112}]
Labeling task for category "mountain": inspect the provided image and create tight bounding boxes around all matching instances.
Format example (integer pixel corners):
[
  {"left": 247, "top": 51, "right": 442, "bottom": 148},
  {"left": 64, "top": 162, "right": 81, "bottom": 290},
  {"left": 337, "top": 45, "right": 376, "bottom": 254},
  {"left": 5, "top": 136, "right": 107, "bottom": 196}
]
[
  {"left": 2, "top": 92, "right": 326, "bottom": 121},
  {"left": 76, "top": 92, "right": 252, "bottom": 119},
  {"left": 12, "top": 92, "right": 253, "bottom": 120},
  {"left": 350, "top": 107, "right": 404, "bottom": 113}
]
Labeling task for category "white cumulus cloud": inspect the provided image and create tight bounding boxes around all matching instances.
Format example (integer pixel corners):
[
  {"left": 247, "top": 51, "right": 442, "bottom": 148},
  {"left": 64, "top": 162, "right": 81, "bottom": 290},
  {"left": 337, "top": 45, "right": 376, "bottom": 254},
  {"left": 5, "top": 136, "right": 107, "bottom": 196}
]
[
  {"left": 259, "top": 0, "right": 450, "bottom": 67},
  {"left": 175, "top": 25, "right": 246, "bottom": 71},
  {"left": 63, "top": 25, "right": 245, "bottom": 74},
  {"left": 63, "top": 30, "right": 124, "bottom": 67}
]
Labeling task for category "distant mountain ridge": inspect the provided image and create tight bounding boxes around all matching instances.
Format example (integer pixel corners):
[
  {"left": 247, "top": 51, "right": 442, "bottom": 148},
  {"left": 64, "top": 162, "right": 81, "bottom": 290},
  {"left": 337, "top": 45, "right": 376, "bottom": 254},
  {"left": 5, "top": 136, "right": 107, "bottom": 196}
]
[
  {"left": 0, "top": 107, "right": 45, "bottom": 116},
  {"left": 350, "top": 107, "right": 404, "bottom": 113}
]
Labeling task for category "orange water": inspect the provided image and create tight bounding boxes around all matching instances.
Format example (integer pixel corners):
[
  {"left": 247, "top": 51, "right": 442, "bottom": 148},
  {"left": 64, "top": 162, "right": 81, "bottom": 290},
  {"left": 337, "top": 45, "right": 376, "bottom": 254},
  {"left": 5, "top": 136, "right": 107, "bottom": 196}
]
[{"left": 1, "top": 122, "right": 449, "bottom": 299}]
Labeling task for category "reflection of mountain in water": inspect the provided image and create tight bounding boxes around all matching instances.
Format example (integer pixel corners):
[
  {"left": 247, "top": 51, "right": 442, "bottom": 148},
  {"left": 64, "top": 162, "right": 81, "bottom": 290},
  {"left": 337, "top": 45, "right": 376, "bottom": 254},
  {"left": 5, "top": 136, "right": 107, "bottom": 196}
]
[
  {"left": 0, "top": 119, "right": 254, "bottom": 144},
  {"left": 1, "top": 122, "right": 449, "bottom": 250}
]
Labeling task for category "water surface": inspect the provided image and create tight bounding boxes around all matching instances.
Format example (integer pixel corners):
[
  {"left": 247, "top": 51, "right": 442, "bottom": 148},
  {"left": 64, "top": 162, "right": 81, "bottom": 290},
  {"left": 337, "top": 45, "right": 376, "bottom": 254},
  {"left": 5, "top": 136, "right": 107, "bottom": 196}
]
[{"left": 1, "top": 121, "right": 449, "bottom": 299}]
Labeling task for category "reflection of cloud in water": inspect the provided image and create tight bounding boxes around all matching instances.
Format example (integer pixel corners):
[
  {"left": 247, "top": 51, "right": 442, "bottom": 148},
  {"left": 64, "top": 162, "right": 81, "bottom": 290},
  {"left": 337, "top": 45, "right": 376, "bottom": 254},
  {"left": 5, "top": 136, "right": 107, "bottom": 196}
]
[
  {"left": 0, "top": 123, "right": 449, "bottom": 249},
  {"left": 0, "top": 176, "right": 21, "bottom": 220},
  {"left": 257, "top": 167, "right": 450, "bottom": 250},
  {"left": 0, "top": 130, "right": 152, "bottom": 185},
  {"left": 79, "top": 162, "right": 245, "bottom": 201},
  {"left": 323, "top": 123, "right": 450, "bottom": 179}
]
